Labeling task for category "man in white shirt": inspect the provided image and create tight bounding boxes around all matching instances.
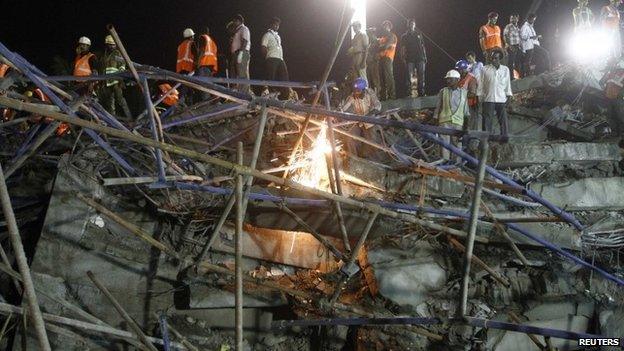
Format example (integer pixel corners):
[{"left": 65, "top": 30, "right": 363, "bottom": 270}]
[
  {"left": 520, "top": 13, "right": 551, "bottom": 76},
  {"left": 477, "top": 49, "right": 513, "bottom": 140},
  {"left": 261, "top": 17, "right": 289, "bottom": 99},
  {"left": 230, "top": 14, "right": 251, "bottom": 93}
]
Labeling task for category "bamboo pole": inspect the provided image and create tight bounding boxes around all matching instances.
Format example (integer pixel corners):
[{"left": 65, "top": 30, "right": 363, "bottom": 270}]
[{"left": 0, "top": 163, "right": 51, "bottom": 351}]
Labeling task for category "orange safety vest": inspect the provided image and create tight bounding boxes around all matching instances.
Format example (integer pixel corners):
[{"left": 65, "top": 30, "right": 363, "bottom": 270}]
[
  {"left": 603, "top": 5, "right": 621, "bottom": 29},
  {"left": 176, "top": 39, "right": 195, "bottom": 73},
  {"left": 198, "top": 34, "right": 218, "bottom": 71},
  {"left": 0, "top": 64, "right": 9, "bottom": 78},
  {"left": 458, "top": 73, "right": 478, "bottom": 107},
  {"left": 481, "top": 24, "right": 502, "bottom": 50},
  {"left": 379, "top": 33, "right": 397, "bottom": 60},
  {"left": 159, "top": 84, "right": 179, "bottom": 106},
  {"left": 73, "top": 53, "right": 95, "bottom": 77}
]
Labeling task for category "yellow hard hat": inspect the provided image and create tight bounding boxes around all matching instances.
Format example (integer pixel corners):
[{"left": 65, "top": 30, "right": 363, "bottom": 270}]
[{"left": 105, "top": 35, "right": 115, "bottom": 45}]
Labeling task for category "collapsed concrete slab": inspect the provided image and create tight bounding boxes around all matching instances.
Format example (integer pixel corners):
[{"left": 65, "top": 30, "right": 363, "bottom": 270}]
[
  {"left": 491, "top": 142, "right": 621, "bottom": 168},
  {"left": 531, "top": 177, "right": 624, "bottom": 211}
]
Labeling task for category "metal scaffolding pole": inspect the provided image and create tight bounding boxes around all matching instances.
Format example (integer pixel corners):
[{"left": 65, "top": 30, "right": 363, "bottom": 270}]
[
  {"left": 459, "top": 140, "right": 489, "bottom": 317},
  {"left": 235, "top": 141, "right": 244, "bottom": 351},
  {"left": 0, "top": 163, "right": 51, "bottom": 351}
]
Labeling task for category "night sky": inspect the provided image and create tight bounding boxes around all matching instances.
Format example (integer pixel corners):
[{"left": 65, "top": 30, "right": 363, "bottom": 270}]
[{"left": 2, "top": 0, "right": 589, "bottom": 95}]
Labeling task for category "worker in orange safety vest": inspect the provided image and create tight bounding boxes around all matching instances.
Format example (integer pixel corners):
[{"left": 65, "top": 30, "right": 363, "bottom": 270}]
[
  {"left": 479, "top": 12, "right": 504, "bottom": 62},
  {"left": 73, "top": 36, "right": 97, "bottom": 95},
  {"left": 157, "top": 83, "right": 180, "bottom": 108},
  {"left": 197, "top": 27, "right": 218, "bottom": 100},
  {"left": 176, "top": 28, "right": 197, "bottom": 105},
  {"left": 378, "top": 20, "right": 397, "bottom": 101}
]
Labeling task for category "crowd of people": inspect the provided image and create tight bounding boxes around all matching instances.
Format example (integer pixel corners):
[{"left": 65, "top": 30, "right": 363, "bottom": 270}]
[{"left": 2, "top": 1, "right": 624, "bottom": 158}]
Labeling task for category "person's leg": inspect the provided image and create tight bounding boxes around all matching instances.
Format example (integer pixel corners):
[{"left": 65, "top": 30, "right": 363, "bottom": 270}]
[
  {"left": 277, "top": 59, "right": 290, "bottom": 99},
  {"left": 523, "top": 49, "right": 534, "bottom": 76},
  {"left": 114, "top": 84, "right": 132, "bottom": 118},
  {"left": 196, "top": 66, "right": 212, "bottom": 101},
  {"left": 417, "top": 61, "right": 426, "bottom": 96},
  {"left": 535, "top": 45, "right": 552, "bottom": 72},
  {"left": 482, "top": 102, "right": 495, "bottom": 133},
  {"left": 387, "top": 59, "right": 396, "bottom": 100},
  {"left": 379, "top": 57, "right": 389, "bottom": 100},
  {"left": 100, "top": 87, "right": 114, "bottom": 115},
  {"left": 406, "top": 61, "right": 415, "bottom": 92},
  {"left": 241, "top": 51, "right": 251, "bottom": 94},
  {"left": 495, "top": 102, "right": 509, "bottom": 138}
]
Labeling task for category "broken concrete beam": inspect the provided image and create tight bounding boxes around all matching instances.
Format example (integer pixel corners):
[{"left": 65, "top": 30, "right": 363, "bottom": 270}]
[
  {"left": 188, "top": 285, "right": 286, "bottom": 309},
  {"left": 491, "top": 142, "right": 620, "bottom": 168},
  {"left": 509, "top": 105, "right": 594, "bottom": 141},
  {"left": 507, "top": 114, "right": 549, "bottom": 143},
  {"left": 209, "top": 223, "right": 343, "bottom": 271},
  {"left": 531, "top": 177, "right": 624, "bottom": 211}
]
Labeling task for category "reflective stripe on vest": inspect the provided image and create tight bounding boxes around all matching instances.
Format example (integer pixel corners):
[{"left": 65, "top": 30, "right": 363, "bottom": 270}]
[
  {"left": 481, "top": 25, "right": 502, "bottom": 50},
  {"left": 105, "top": 67, "right": 121, "bottom": 86},
  {"left": 439, "top": 88, "right": 467, "bottom": 126},
  {"left": 198, "top": 34, "right": 218, "bottom": 71},
  {"left": 159, "top": 84, "right": 179, "bottom": 106},
  {"left": 379, "top": 33, "right": 397, "bottom": 60},
  {"left": 176, "top": 39, "right": 195, "bottom": 73},
  {"left": 73, "top": 53, "right": 94, "bottom": 77},
  {"left": 0, "top": 64, "right": 9, "bottom": 78},
  {"left": 33, "top": 88, "right": 49, "bottom": 102}
]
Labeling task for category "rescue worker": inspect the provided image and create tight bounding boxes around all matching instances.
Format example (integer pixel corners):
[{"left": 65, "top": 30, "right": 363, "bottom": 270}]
[
  {"left": 230, "top": 14, "right": 251, "bottom": 93},
  {"left": 26, "top": 87, "right": 70, "bottom": 136},
  {"left": 401, "top": 18, "right": 427, "bottom": 97},
  {"left": 347, "top": 21, "right": 369, "bottom": 82},
  {"left": 197, "top": 27, "right": 218, "bottom": 100},
  {"left": 100, "top": 35, "right": 131, "bottom": 118},
  {"left": 601, "top": 0, "right": 621, "bottom": 58},
  {"left": 503, "top": 14, "right": 523, "bottom": 79},
  {"left": 477, "top": 49, "right": 512, "bottom": 140},
  {"left": 261, "top": 17, "right": 290, "bottom": 99},
  {"left": 456, "top": 60, "right": 479, "bottom": 131},
  {"left": 176, "top": 28, "right": 197, "bottom": 104},
  {"left": 366, "top": 27, "right": 381, "bottom": 93},
  {"left": 73, "top": 36, "right": 97, "bottom": 95},
  {"left": 466, "top": 51, "right": 484, "bottom": 78},
  {"left": 573, "top": 0, "right": 594, "bottom": 31},
  {"left": 378, "top": 20, "right": 397, "bottom": 101},
  {"left": 479, "top": 12, "right": 504, "bottom": 62},
  {"left": 600, "top": 58, "right": 624, "bottom": 142},
  {"left": 339, "top": 77, "right": 381, "bottom": 158},
  {"left": 433, "top": 70, "right": 470, "bottom": 161},
  {"left": 521, "top": 14, "right": 551, "bottom": 75},
  {"left": 157, "top": 82, "right": 180, "bottom": 108}
]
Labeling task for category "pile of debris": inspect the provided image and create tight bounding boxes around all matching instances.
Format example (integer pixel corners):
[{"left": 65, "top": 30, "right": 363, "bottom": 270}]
[{"left": 0, "top": 31, "right": 623, "bottom": 351}]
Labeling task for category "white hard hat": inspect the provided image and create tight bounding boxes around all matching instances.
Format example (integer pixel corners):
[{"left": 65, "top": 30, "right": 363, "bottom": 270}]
[
  {"left": 104, "top": 35, "right": 115, "bottom": 45},
  {"left": 445, "top": 69, "right": 461, "bottom": 79},
  {"left": 78, "top": 36, "right": 91, "bottom": 46},
  {"left": 183, "top": 28, "right": 195, "bottom": 38}
]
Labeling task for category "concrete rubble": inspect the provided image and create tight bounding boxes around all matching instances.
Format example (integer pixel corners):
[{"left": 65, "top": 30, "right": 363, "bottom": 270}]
[{"left": 0, "top": 38, "right": 623, "bottom": 351}]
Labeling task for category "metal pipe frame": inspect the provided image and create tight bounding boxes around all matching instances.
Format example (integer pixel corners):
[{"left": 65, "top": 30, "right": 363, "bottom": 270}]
[
  {"left": 459, "top": 140, "right": 489, "bottom": 317},
  {"left": 163, "top": 103, "right": 247, "bottom": 129},
  {"left": 141, "top": 78, "right": 167, "bottom": 183},
  {"left": 235, "top": 142, "right": 244, "bottom": 351}
]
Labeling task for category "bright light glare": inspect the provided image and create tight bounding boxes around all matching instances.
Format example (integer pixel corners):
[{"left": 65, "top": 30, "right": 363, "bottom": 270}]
[
  {"left": 350, "top": 0, "right": 367, "bottom": 38},
  {"left": 567, "top": 28, "right": 614, "bottom": 63},
  {"left": 293, "top": 124, "right": 332, "bottom": 190}
]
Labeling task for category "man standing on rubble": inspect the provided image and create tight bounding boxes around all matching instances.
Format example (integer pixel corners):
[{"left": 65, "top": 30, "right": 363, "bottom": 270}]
[
  {"left": 434, "top": 70, "right": 470, "bottom": 161},
  {"left": 521, "top": 14, "right": 551, "bottom": 75},
  {"left": 176, "top": 28, "right": 197, "bottom": 105},
  {"left": 601, "top": 0, "right": 622, "bottom": 58},
  {"left": 197, "top": 27, "right": 218, "bottom": 101},
  {"left": 477, "top": 49, "right": 512, "bottom": 141},
  {"left": 73, "top": 36, "right": 97, "bottom": 96},
  {"left": 401, "top": 18, "right": 427, "bottom": 97},
  {"left": 456, "top": 60, "right": 479, "bottom": 131},
  {"left": 231, "top": 14, "right": 251, "bottom": 94},
  {"left": 100, "top": 35, "right": 131, "bottom": 118},
  {"left": 503, "top": 14, "right": 522, "bottom": 79},
  {"left": 339, "top": 77, "right": 381, "bottom": 158},
  {"left": 573, "top": 0, "right": 594, "bottom": 31},
  {"left": 479, "top": 12, "right": 504, "bottom": 62},
  {"left": 378, "top": 20, "right": 397, "bottom": 101},
  {"left": 261, "top": 17, "right": 290, "bottom": 99},
  {"left": 600, "top": 58, "right": 624, "bottom": 142},
  {"left": 347, "top": 21, "right": 369, "bottom": 82},
  {"left": 366, "top": 27, "right": 381, "bottom": 93}
]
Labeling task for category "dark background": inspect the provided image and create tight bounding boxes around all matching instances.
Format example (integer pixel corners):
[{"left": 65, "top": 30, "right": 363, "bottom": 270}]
[{"left": 0, "top": 0, "right": 601, "bottom": 95}]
